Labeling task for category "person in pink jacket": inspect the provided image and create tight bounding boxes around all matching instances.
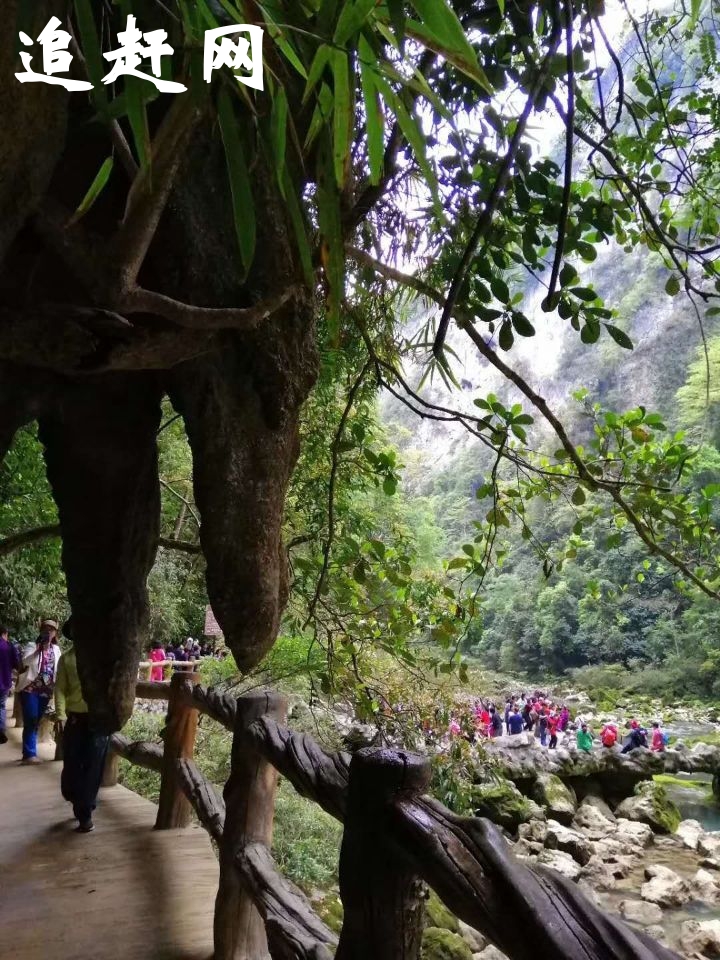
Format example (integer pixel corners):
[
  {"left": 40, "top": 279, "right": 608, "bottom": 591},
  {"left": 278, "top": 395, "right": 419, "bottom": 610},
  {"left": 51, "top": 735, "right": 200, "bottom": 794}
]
[
  {"left": 148, "top": 640, "right": 166, "bottom": 681},
  {"left": 651, "top": 722, "right": 666, "bottom": 752}
]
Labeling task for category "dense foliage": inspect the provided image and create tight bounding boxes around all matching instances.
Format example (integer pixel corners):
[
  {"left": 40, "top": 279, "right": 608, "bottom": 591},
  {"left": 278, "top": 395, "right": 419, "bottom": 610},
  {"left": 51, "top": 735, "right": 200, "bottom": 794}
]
[{"left": 5, "top": 0, "right": 720, "bottom": 705}]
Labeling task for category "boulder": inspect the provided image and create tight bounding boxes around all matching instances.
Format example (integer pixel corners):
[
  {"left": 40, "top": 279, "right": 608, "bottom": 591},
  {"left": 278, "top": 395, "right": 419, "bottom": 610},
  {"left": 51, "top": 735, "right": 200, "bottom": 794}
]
[
  {"left": 680, "top": 918, "right": 720, "bottom": 958},
  {"left": 426, "top": 892, "right": 460, "bottom": 933},
  {"left": 692, "top": 868, "right": 720, "bottom": 903},
  {"left": 614, "top": 818, "right": 654, "bottom": 850},
  {"left": 579, "top": 794, "right": 616, "bottom": 821},
  {"left": 536, "top": 848, "right": 582, "bottom": 881},
  {"left": 619, "top": 899, "right": 663, "bottom": 926},
  {"left": 517, "top": 820, "right": 548, "bottom": 845},
  {"left": 572, "top": 802, "right": 616, "bottom": 840},
  {"left": 530, "top": 774, "right": 577, "bottom": 825},
  {"left": 699, "top": 832, "right": 720, "bottom": 859},
  {"left": 458, "top": 921, "right": 486, "bottom": 954},
  {"left": 422, "top": 927, "right": 474, "bottom": 960},
  {"left": 472, "top": 780, "right": 540, "bottom": 832},
  {"left": 614, "top": 781, "right": 680, "bottom": 835},
  {"left": 673, "top": 818, "right": 704, "bottom": 850},
  {"left": 545, "top": 820, "right": 593, "bottom": 865},
  {"left": 702, "top": 857, "right": 720, "bottom": 871},
  {"left": 645, "top": 925, "right": 668, "bottom": 947},
  {"left": 640, "top": 864, "right": 690, "bottom": 907},
  {"left": 578, "top": 856, "right": 616, "bottom": 890},
  {"left": 474, "top": 947, "right": 508, "bottom": 960},
  {"left": 513, "top": 838, "right": 543, "bottom": 858}
]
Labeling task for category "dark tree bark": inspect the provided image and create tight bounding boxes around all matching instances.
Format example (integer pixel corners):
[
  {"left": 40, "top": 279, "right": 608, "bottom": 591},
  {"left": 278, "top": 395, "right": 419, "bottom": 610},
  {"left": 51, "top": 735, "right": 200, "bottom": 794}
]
[{"left": 39, "top": 373, "right": 163, "bottom": 731}]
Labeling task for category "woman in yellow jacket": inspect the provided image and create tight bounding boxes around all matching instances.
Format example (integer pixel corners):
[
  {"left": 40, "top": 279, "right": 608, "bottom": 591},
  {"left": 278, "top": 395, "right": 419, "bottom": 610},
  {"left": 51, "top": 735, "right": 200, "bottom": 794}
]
[{"left": 55, "top": 620, "right": 109, "bottom": 833}]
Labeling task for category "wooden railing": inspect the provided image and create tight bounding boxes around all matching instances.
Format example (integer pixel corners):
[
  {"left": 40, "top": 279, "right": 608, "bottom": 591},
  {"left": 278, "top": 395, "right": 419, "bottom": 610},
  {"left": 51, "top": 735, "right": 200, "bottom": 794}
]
[{"left": 106, "top": 676, "right": 680, "bottom": 960}]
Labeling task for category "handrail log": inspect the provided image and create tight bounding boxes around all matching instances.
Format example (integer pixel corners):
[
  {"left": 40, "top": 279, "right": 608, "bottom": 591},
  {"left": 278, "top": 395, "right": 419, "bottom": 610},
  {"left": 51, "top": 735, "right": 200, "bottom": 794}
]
[
  {"left": 236, "top": 718, "right": 679, "bottom": 960},
  {"left": 247, "top": 717, "right": 350, "bottom": 822},
  {"left": 392, "top": 794, "right": 681, "bottom": 960},
  {"left": 176, "top": 680, "right": 237, "bottom": 731},
  {"left": 176, "top": 758, "right": 226, "bottom": 843},
  {"left": 109, "top": 733, "right": 164, "bottom": 772},
  {"left": 135, "top": 680, "right": 172, "bottom": 700},
  {"left": 156, "top": 671, "right": 201, "bottom": 829},
  {"left": 236, "top": 842, "right": 337, "bottom": 960}
]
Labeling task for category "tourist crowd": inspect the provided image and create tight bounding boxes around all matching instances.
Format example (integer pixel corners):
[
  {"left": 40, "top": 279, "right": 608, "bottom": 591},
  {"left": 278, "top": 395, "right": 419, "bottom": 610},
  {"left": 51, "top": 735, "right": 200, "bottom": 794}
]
[{"left": 439, "top": 691, "right": 671, "bottom": 755}]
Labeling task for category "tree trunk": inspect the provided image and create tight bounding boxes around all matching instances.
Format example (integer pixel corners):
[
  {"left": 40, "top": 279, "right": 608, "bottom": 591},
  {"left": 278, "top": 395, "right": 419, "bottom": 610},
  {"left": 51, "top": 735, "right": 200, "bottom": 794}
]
[{"left": 39, "top": 374, "right": 163, "bottom": 732}]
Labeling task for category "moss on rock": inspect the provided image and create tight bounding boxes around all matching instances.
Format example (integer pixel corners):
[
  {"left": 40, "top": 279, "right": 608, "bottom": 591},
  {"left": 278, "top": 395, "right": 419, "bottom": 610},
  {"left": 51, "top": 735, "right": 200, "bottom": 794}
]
[
  {"left": 314, "top": 893, "right": 344, "bottom": 935},
  {"left": 421, "top": 927, "right": 474, "bottom": 960},
  {"left": 425, "top": 891, "right": 460, "bottom": 933},
  {"left": 530, "top": 774, "right": 577, "bottom": 825},
  {"left": 638, "top": 780, "right": 681, "bottom": 834},
  {"left": 471, "top": 780, "right": 536, "bottom": 831}
]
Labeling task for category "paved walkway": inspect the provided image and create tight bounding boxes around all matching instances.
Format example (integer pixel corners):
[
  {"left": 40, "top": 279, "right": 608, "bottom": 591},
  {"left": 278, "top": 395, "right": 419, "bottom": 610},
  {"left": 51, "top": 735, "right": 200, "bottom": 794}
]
[{"left": 0, "top": 726, "right": 217, "bottom": 960}]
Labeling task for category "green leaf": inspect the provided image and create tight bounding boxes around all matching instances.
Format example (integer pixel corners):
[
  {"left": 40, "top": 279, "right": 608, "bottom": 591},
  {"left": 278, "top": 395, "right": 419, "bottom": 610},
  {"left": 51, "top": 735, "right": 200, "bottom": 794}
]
[
  {"left": 67, "top": 157, "right": 114, "bottom": 226},
  {"left": 405, "top": 4, "right": 492, "bottom": 92},
  {"left": 690, "top": 0, "right": 701, "bottom": 25},
  {"left": 217, "top": 87, "right": 255, "bottom": 273},
  {"left": 498, "top": 321, "right": 514, "bottom": 351},
  {"left": 383, "top": 475, "right": 398, "bottom": 496},
  {"left": 73, "top": 0, "right": 107, "bottom": 110},
  {"left": 303, "top": 45, "right": 332, "bottom": 103},
  {"left": 572, "top": 486, "right": 586, "bottom": 505},
  {"left": 334, "top": 0, "right": 378, "bottom": 44},
  {"left": 331, "top": 49, "right": 352, "bottom": 188},
  {"left": 447, "top": 557, "right": 467, "bottom": 570},
  {"left": 511, "top": 314, "right": 535, "bottom": 337},
  {"left": 570, "top": 286, "right": 598, "bottom": 302},
  {"left": 605, "top": 324, "right": 634, "bottom": 350},
  {"left": 580, "top": 321, "right": 601, "bottom": 344},
  {"left": 665, "top": 275, "right": 681, "bottom": 296},
  {"left": 271, "top": 86, "right": 288, "bottom": 193},
  {"left": 359, "top": 37, "right": 385, "bottom": 185},
  {"left": 282, "top": 167, "right": 314, "bottom": 287},
  {"left": 318, "top": 138, "right": 345, "bottom": 341},
  {"left": 490, "top": 277, "right": 510, "bottom": 302}
]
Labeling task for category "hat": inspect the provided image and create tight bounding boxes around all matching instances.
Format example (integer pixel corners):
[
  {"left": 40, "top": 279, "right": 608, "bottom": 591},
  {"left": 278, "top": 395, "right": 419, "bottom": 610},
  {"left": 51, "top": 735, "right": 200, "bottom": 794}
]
[{"left": 40, "top": 618, "right": 58, "bottom": 630}]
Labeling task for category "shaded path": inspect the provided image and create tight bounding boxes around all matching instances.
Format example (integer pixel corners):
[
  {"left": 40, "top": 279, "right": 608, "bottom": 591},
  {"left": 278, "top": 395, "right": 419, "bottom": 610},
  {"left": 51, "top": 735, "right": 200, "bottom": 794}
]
[{"left": 0, "top": 728, "right": 217, "bottom": 960}]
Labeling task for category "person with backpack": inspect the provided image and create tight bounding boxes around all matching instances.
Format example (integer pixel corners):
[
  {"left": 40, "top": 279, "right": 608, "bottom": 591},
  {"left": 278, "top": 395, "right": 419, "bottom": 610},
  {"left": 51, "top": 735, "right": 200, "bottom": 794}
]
[
  {"left": 0, "top": 625, "right": 19, "bottom": 745},
  {"left": 621, "top": 724, "right": 647, "bottom": 753},
  {"left": 601, "top": 723, "right": 618, "bottom": 748},
  {"left": 651, "top": 722, "right": 666, "bottom": 752}
]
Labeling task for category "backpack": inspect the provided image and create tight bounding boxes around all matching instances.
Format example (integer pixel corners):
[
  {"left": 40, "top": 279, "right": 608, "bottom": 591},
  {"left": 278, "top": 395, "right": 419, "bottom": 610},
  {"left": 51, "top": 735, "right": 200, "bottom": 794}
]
[{"left": 663, "top": 733, "right": 671, "bottom": 746}]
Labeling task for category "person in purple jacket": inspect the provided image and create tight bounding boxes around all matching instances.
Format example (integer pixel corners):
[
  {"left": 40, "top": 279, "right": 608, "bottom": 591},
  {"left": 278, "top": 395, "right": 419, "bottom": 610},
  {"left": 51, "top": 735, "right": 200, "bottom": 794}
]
[{"left": 0, "top": 625, "right": 19, "bottom": 744}]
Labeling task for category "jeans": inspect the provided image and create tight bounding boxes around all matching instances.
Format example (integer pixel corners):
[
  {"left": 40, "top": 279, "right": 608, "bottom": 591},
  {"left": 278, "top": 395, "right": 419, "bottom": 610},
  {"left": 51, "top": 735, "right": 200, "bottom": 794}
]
[
  {"left": 540, "top": 729, "right": 547, "bottom": 746},
  {"left": 0, "top": 688, "right": 8, "bottom": 732},
  {"left": 60, "top": 714, "right": 110, "bottom": 822},
  {"left": 19, "top": 691, "right": 50, "bottom": 758}
]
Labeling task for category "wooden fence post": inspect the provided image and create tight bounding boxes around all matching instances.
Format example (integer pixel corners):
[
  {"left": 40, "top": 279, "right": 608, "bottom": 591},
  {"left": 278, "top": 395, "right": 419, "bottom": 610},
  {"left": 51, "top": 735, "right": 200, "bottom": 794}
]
[
  {"left": 155, "top": 670, "right": 201, "bottom": 829},
  {"left": 214, "top": 689, "right": 288, "bottom": 960},
  {"left": 101, "top": 749, "right": 120, "bottom": 787},
  {"left": 335, "top": 748, "right": 431, "bottom": 960}
]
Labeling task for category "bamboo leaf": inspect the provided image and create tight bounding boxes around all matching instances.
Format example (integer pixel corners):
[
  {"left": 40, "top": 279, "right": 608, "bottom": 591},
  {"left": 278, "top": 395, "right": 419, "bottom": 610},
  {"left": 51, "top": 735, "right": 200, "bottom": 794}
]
[
  {"left": 73, "top": 0, "right": 107, "bottom": 109},
  {"left": 334, "top": 0, "right": 379, "bottom": 45},
  {"left": 303, "top": 44, "right": 332, "bottom": 103},
  {"left": 317, "top": 138, "right": 345, "bottom": 342},
  {"left": 67, "top": 157, "right": 114, "bottom": 226},
  {"left": 374, "top": 73, "right": 439, "bottom": 211},
  {"left": 404, "top": 13, "right": 492, "bottom": 92},
  {"left": 359, "top": 38, "right": 384, "bottom": 185},
  {"left": 331, "top": 49, "right": 352, "bottom": 188},
  {"left": 282, "top": 167, "right": 314, "bottom": 288},
  {"left": 217, "top": 87, "right": 256, "bottom": 274},
  {"left": 271, "top": 85, "right": 289, "bottom": 192}
]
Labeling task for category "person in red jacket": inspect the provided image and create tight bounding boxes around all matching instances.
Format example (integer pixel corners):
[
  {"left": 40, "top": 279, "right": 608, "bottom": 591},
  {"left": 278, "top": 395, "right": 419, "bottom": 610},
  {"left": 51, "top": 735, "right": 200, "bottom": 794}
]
[
  {"left": 548, "top": 713, "right": 559, "bottom": 749},
  {"left": 601, "top": 723, "right": 618, "bottom": 748}
]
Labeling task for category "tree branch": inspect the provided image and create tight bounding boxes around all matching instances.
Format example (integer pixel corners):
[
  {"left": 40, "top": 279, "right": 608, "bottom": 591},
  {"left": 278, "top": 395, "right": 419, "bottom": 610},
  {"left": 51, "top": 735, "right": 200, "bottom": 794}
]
[
  {"left": 0, "top": 524, "right": 201, "bottom": 558},
  {"left": 433, "top": 19, "right": 564, "bottom": 357},
  {"left": 120, "top": 284, "right": 301, "bottom": 330}
]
